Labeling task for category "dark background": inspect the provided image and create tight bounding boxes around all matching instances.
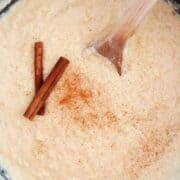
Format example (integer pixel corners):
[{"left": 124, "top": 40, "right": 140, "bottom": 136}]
[{"left": 166, "top": 0, "right": 180, "bottom": 13}]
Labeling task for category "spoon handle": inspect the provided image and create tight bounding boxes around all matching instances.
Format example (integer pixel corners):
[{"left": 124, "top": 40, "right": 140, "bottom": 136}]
[
  {"left": 115, "top": 0, "right": 157, "bottom": 39},
  {"left": 95, "top": 0, "right": 157, "bottom": 75}
]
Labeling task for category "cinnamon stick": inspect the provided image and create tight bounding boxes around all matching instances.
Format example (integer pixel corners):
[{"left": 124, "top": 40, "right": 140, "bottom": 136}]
[
  {"left": 24, "top": 57, "right": 70, "bottom": 120},
  {"left": 34, "top": 42, "right": 45, "bottom": 115}
]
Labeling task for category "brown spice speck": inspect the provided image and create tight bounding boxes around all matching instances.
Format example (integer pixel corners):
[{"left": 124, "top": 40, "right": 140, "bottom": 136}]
[
  {"left": 122, "top": 104, "right": 180, "bottom": 180},
  {"left": 124, "top": 126, "right": 178, "bottom": 179},
  {"left": 59, "top": 72, "right": 93, "bottom": 108},
  {"left": 33, "top": 140, "right": 47, "bottom": 158},
  {"left": 105, "top": 111, "right": 118, "bottom": 123},
  {"left": 57, "top": 71, "right": 119, "bottom": 130},
  {"left": 136, "top": 35, "right": 143, "bottom": 49},
  {"left": 88, "top": 113, "right": 98, "bottom": 121}
]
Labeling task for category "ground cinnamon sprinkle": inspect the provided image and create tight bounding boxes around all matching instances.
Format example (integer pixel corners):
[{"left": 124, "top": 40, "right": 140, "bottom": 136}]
[
  {"left": 57, "top": 71, "right": 119, "bottom": 130},
  {"left": 105, "top": 111, "right": 118, "bottom": 123},
  {"left": 123, "top": 125, "right": 178, "bottom": 179},
  {"left": 121, "top": 104, "right": 179, "bottom": 179},
  {"left": 59, "top": 73, "right": 93, "bottom": 107}
]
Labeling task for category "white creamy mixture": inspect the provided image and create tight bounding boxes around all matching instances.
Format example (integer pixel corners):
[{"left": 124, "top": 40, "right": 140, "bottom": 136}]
[{"left": 0, "top": 0, "right": 180, "bottom": 179}]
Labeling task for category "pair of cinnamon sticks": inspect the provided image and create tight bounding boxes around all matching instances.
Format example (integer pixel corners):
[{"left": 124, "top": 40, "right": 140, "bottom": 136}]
[{"left": 24, "top": 42, "right": 69, "bottom": 120}]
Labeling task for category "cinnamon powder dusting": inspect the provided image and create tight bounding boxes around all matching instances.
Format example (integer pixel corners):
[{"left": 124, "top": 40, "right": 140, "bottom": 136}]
[
  {"left": 32, "top": 140, "right": 48, "bottom": 159},
  {"left": 123, "top": 125, "right": 179, "bottom": 179},
  {"left": 122, "top": 104, "right": 180, "bottom": 179},
  {"left": 59, "top": 73, "right": 93, "bottom": 107},
  {"left": 56, "top": 71, "right": 119, "bottom": 130}
]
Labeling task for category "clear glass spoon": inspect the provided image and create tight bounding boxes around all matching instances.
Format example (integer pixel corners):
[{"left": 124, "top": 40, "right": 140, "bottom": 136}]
[{"left": 95, "top": 0, "right": 157, "bottom": 75}]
